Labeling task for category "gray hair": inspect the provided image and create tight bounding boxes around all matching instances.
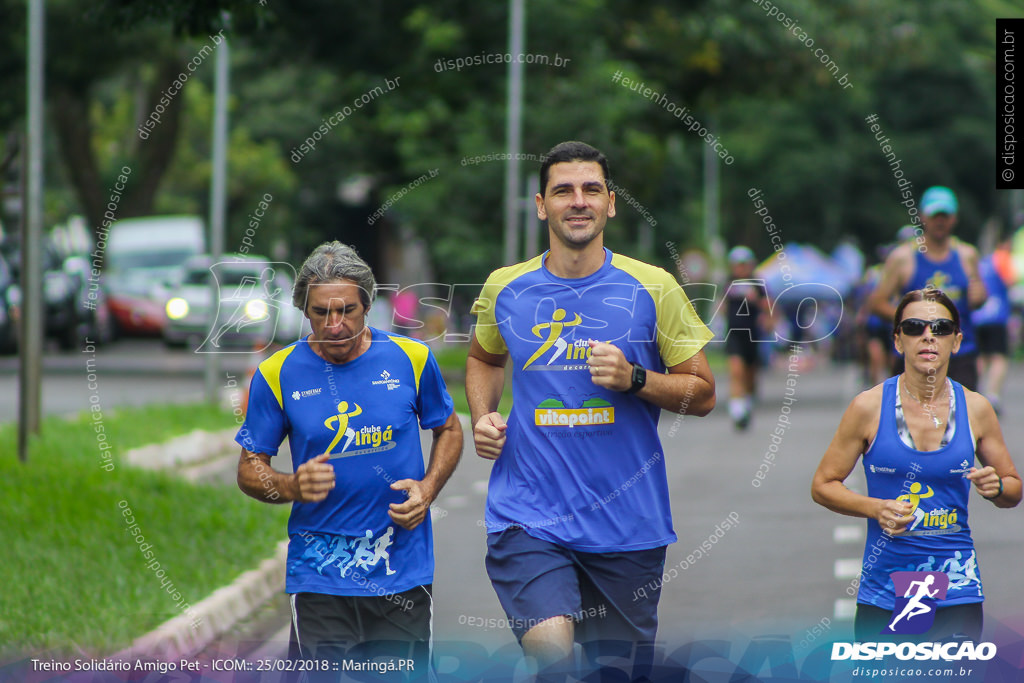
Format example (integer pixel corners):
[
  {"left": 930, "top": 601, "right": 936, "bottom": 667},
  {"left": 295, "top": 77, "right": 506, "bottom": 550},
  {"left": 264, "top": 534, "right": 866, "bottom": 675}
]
[{"left": 292, "top": 241, "right": 376, "bottom": 311}]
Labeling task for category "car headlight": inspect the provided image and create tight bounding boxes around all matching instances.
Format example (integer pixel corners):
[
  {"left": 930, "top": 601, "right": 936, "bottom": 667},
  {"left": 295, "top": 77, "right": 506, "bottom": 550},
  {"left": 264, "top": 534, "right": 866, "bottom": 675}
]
[
  {"left": 45, "top": 278, "right": 70, "bottom": 301},
  {"left": 166, "top": 297, "right": 189, "bottom": 320},
  {"left": 245, "top": 299, "right": 269, "bottom": 321}
]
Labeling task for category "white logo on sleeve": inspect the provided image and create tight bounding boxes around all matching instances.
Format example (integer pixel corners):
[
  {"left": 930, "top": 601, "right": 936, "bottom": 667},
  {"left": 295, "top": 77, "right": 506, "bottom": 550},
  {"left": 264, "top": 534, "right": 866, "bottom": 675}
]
[{"left": 292, "top": 387, "right": 323, "bottom": 401}]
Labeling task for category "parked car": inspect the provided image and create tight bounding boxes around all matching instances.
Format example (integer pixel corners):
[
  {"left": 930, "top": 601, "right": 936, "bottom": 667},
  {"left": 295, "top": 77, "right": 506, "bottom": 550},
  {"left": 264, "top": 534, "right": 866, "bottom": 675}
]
[
  {"left": 0, "top": 250, "right": 17, "bottom": 354},
  {"left": 0, "top": 238, "right": 101, "bottom": 350},
  {"left": 62, "top": 254, "right": 116, "bottom": 347},
  {"left": 163, "top": 254, "right": 306, "bottom": 351},
  {"left": 104, "top": 215, "right": 205, "bottom": 336}
]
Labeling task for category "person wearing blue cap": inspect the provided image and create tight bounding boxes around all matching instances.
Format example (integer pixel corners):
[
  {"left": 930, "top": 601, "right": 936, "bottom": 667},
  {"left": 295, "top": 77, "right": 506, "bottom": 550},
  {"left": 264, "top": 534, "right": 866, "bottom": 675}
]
[
  {"left": 724, "top": 245, "right": 771, "bottom": 429},
  {"left": 867, "top": 186, "right": 987, "bottom": 390}
]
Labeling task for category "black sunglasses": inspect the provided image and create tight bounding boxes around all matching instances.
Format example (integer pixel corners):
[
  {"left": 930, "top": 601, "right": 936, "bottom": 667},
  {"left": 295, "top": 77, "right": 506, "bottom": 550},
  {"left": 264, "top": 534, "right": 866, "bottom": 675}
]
[{"left": 897, "top": 318, "right": 957, "bottom": 337}]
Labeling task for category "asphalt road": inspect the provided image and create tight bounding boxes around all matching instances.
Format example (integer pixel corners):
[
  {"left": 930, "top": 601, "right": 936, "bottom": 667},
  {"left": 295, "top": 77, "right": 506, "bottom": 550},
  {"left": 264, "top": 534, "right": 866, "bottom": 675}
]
[
  {"left": 0, "top": 338, "right": 259, "bottom": 419},
  {"left": 428, "top": 351, "right": 1024, "bottom": 655}
]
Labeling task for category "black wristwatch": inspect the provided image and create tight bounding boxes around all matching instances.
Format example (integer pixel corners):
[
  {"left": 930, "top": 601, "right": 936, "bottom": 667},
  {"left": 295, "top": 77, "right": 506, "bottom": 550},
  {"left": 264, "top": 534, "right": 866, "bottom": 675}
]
[{"left": 626, "top": 363, "right": 647, "bottom": 394}]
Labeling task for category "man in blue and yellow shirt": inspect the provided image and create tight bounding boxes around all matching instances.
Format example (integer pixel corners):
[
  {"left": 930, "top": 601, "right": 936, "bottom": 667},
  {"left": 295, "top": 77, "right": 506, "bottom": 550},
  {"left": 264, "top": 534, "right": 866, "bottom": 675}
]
[
  {"left": 467, "top": 141, "right": 716, "bottom": 677},
  {"left": 236, "top": 241, "right": 462, "bottom": 679}
]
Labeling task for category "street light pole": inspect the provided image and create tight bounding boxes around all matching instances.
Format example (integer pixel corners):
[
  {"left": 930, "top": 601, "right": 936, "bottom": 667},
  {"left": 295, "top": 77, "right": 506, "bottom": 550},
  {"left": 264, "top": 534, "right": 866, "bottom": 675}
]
[
  {"left": 204, "top": 27, "right": 229, "bottom": 404},
  {"left": 502, "top": 0, "right": 525, "bottom": 266},
  {"left": 19, "top": 0, "right": 46, "bottom": 462}
]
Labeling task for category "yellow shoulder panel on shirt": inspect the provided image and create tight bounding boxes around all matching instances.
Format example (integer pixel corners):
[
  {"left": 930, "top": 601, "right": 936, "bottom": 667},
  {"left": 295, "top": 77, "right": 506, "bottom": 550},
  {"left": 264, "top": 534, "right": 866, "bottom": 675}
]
[
  {"left": 470, "top": 254, "right": 545, "bottom": 355},
  {"left": 610, "top": 252, "right": 714, "bottom": 366},
  {"left": 257, "top": 344, "right": 298, "bottom": 409},
  {"left": 388, "top": 335, "right": 430, "bottom": 393}
]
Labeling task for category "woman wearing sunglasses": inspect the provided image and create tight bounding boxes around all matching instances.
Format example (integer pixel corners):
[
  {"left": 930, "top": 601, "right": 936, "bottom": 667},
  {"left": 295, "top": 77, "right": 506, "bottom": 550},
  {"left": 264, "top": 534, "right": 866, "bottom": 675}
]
[{"left": 812, "top": 287, "right": 1020, "bottom": 642}]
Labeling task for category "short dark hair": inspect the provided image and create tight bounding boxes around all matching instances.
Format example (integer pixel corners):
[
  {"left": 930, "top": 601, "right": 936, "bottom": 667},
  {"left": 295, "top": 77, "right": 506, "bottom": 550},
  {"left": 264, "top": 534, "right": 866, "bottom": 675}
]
[
  {"left": 892, "top": 287, "right": 961, "bottom": 338},
  {"left": 539, "top": 141, "right": 610, "bottom": 196}
]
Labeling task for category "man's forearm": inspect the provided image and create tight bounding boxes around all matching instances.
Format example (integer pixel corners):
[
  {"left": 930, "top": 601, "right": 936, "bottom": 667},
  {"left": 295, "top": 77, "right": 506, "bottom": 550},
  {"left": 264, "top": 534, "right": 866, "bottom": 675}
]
[
  {"left": 422, "top": 415, "right": 463, "bottom": 501},
  {"left": 867, "top": 293, "right": 897, "bottom": 323},
  {"left": 637, "top": 370, "right": 715, "bottom": 415},
  {"left": 237, "top": 450, "right": 296, "bottom": 503},
  {"left": 466, "top": 356, "right": 505, "bottom": 424}
]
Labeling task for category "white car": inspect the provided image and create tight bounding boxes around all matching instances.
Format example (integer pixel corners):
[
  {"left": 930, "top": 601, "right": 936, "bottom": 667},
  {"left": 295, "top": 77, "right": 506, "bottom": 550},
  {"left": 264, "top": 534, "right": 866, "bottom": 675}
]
[{"left": 163, "top": 254, "right": 307, "bottom": 351}]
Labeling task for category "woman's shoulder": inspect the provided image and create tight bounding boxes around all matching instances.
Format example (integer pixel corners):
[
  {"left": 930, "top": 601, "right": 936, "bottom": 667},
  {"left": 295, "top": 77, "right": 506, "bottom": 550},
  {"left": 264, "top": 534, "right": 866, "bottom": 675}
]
[
  {"left": 847, "top": 382, "right": 887, "bottom": 424},
  {"left": 960, "top": 382, "right": 997, "bottom": 426}
]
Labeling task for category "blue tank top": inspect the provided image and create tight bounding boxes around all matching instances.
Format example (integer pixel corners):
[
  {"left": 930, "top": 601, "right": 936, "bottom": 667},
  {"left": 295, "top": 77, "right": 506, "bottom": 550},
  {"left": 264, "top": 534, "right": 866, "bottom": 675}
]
[
  {"left": 906, "top": 250, "right": 976, "bottom": 354},
  {"left": 857, "top": 376, "right": 982, "bottom": 609}
]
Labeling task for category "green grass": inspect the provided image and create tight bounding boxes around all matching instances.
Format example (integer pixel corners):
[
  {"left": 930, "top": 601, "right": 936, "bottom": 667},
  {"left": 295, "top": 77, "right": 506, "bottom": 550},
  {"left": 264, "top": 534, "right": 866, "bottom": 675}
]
[
  {"left": 433, "top": 344, "right": 470, "bottom": 375},
  {"left": 0, "top": 404, "right": 290, "bottom": 658},
  {"left": 432, "top": 344, "right": 513, "bottom": 417}
]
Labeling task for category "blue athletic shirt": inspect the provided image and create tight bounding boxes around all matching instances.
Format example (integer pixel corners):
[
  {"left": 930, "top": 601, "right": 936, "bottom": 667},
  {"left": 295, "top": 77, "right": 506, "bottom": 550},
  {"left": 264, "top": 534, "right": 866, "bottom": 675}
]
[
  {"left": 471, "top": 248, "right": 713, "bottom": 552},
  {"left": 906, "top": 249, "right": 976, "bottom": 355},
  {"left": 860, "top": 266, "right": 888, "bottom": 334},
  {"left": 971, "top": 256, "right": 1010, "bottom": 327},
  {"left": 858, "top": 376, "right": 982, "bottom": 610},
  {"left": 235, "top": 328, "right": 454, "bottom": 597}
]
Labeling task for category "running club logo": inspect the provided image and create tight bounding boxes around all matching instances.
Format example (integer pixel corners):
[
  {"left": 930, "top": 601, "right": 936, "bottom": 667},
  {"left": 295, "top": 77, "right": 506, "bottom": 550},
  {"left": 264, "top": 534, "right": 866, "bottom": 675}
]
[
  {"left": 896, "top": 481, "right": 961, "bottom": 536},
  {"left": 884, "top": 571, "right": 949, "bottom": 635},
  {"left": 523, "top": 308, "right": 590, "bottom": 371},
  {"left": 923, "top": 271, "right": 963, "bottom": 301},
  {"left": 323, "top": 401, "right": 396, "bottom": 458}
]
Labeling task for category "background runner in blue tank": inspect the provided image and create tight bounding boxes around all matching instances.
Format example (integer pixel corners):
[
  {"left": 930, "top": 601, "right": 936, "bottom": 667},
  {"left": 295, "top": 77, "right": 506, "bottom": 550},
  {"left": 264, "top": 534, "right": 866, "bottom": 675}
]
[{"left": 867, "top": 187, "right": 987, "bottom": 390}]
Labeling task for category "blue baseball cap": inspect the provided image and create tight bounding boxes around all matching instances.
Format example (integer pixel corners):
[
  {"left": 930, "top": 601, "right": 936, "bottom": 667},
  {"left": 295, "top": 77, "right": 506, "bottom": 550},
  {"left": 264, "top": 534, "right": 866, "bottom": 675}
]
[
  {"left": 920, "top": 186, "right": 958, "bottom": 216},
  {"left": 728, "top": 245, "right": 756, "bottom": 264}
]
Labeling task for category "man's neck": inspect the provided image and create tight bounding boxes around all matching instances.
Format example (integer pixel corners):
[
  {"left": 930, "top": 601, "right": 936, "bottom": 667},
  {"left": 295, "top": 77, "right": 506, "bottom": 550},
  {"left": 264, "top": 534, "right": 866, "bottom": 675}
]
[
  {"left": 545, "top": 241, "right": 606, "bottom": 279},
  {"left": 921, "top": 235, "right": 952, "bottom": 261}
]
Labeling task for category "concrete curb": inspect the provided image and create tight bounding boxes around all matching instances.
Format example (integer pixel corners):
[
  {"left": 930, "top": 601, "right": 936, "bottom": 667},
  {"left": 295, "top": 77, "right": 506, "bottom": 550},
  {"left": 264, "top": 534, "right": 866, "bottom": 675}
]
[
  {"left": 113, "top": 541, "right": 289, "bottom": 661},
  {"left": 122, "top": 427, "right": 240, "bottom": 470}
]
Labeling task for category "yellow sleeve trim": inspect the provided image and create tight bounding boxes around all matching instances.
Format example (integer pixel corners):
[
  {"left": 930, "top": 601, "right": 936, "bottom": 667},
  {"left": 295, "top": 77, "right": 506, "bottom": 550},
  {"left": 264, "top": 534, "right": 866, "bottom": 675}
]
[
  {"left": 611, "top": 253, "right": 714, "bottom": 366},
  {"left": 470, "top": 255, "right": 545, "bottom": 355},
  {"left": 257, "top": 344, "right": 298, "bottom": 409},
  {"left": 388, "top": 335, "right": 430, "bottom": 393}
]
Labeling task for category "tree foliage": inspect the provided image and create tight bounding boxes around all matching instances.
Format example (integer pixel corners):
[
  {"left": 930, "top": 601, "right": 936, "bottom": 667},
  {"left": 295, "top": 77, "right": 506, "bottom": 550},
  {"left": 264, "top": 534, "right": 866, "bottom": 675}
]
[{"left": 0, "top": 0, "right": 1007, "bottom": 283}]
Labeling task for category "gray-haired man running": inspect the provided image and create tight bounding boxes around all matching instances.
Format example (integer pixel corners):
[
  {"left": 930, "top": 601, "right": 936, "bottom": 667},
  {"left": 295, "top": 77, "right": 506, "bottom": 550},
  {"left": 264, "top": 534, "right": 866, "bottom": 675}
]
[{"left": 236, "top": 241, "right": 462, "bottom": 679}]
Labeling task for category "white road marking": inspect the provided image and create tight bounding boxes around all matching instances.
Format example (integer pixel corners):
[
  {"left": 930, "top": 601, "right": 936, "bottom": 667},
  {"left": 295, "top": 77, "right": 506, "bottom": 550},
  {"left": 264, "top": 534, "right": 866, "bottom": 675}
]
[
  {"left": 834, "top": 598, "right": 857, "bottom": 620},
  {"left": 833, "top": 525, "right": 864, "bottom": 543},
  {"left": 834, "top": 558, "right": 862, "bottom": 580}
]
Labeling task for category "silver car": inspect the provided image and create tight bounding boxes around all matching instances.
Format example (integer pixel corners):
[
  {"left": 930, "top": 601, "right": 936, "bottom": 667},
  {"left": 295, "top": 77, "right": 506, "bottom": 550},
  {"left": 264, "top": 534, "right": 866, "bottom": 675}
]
[{"left": 163, "top": 254, "right": 306, "bottom": 351}]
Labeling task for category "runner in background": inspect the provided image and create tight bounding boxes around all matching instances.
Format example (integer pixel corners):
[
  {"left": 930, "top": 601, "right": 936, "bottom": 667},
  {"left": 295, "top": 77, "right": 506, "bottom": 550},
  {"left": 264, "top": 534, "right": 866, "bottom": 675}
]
[
  {"left": 856, "top": 227, "right": 916, "bottom": 387},
  {"left": 724, "top": 245, "right": 771, "bottom": 430},
  {"left": 972, "top": 238, "right": 1013, "bottom": 414},
  {"left": 867, "top": 186, "right": 987, "bottom": 390}
]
